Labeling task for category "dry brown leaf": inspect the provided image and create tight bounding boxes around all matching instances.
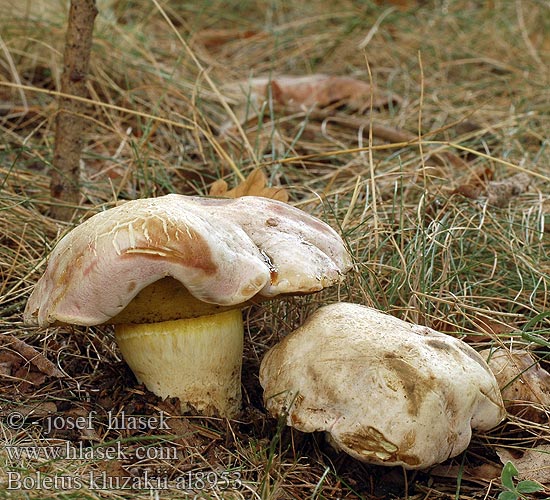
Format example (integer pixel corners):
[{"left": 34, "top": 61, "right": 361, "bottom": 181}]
[
  {"left": 209, "top": 179, "right": 230, "bottom": 197},
  {"left": 461, "top": 317, "right": 516, "bottom": 343},
  {"left": 0, "top": 349, "right": 20, "bottom": 375},
  {"left": 209, "top": 169, "right": 289, "bottom": 203},
  {"left": 156, "top": 399, "right": 204, "bottom": 448},
  {"left": 222, "top": 76, "right": 471, "bottom": 168},
  {"left": 451, "top": 166, "right": 494, "bottom": 200},
  {"left": 497, "top": 445, "right": 550, "bottom": 485},
  {"left": 9, "top": 401, "right": 58, "bottom": 418},
  {"left": 13, "top": 367, "right": 47, "bottom": 387},
  {"left": 0, "top": 334, "right": 63, "bottom": 378},
  {"left": 486, "top": 173, "right": 531, "bottom": 207},
  {"left": 225, "top": 74, "right": 401, "bottom": 113},
  {"left": 453, "top": 172, "right": 531, "bottom": 207},
  {"left": 481, "top": 348, "right": 550, "bottom": 423},
  {"left": 475, "top": 317, "right": 516, "bottom": 337},
  {"left": 430, "top": 463, "right": 501, "bottom": 483}
]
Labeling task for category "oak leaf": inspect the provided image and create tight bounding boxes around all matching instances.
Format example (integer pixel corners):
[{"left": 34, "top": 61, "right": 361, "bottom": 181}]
[{"left": 209, "top": 169, "right": 289, "bottom": 203}]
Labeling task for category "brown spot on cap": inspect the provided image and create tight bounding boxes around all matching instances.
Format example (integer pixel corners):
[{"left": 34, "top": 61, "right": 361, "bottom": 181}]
[
  {"left": 124, "top": 218, "right": 217, "bottom": 275},
  {"left": 425, "top": 338, "right": 453, "bottom": 352},
  {"left": 338, "top": 426, "right": 421, "bottom": 467},
  {"left": 383, "top": 354, "right": 437, "bottom": 416}
]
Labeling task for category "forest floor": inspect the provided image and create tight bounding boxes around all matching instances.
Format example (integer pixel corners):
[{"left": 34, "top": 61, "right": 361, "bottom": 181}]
[{"left": 1, "top": 0, "right": 549, "bottom": 498}]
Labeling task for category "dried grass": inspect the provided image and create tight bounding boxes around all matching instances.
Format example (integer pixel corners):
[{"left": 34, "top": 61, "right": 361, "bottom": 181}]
[{"left": 1, "top": 0, "right": 549, "bottom": 498}]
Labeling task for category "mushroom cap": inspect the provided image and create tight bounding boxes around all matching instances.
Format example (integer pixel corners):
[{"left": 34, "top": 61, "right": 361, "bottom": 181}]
[
  {"left": 24, "top": 195, "right": 351, "bottom": 327},
  {"left": 260, "top": 302, "right": 505, "bottom": 469}
]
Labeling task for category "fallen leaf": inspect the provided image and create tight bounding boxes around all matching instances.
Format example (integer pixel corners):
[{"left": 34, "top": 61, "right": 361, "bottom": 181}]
[
  {"left": 0, "top": 334, "right": 64, "bottom": 378},
  {"left": 5, "top": 401, "right": 58, "bottom": 418},
  {"left": 497, "top": 445, "right": 550, "bottom": 485},
  {"left": 461, "top": 317, "right": 516, "bottom": 343},
  {"left": 13, "top": 366, "right": 47, "bottom": 387},
  {"left": 157, "top": 398, "right": 204, "bottom": 448},
  {"left": 209, "top": 169, "right": 289, "bottom": 202},
  {"left": 475, "top": 317, "right": 516, "bottom": 337},
  {"left": 0, "top": 350, "right": 20, "bottom": 375},
  {"left": 451, "top": 166, "right": 494, "bottom": 200},
  {"left": 99, "top": 459, "right": 130, "bottom": 481},
  {"left": 453, "top": 172, "right": 531, "bottom": 207},
  {"left": 430, "top": 463, "right": 502, "bottom": 483},
  {"left": 454, "top": 120, "right": 484, "bottom": 136},
  {"left": 0, "top": 401, "right": 58, "bottom": 440},
  {"left": 225, "top": 74, "right": 401, "bottom": 113},
  {"left": 485, "top": 173, "right": 531, "bottom": 207},
  {"left": 221, "top": 75, "right": 472, "bottom": 168},
  {"left": 480, "top": 348, "right": 550, "bottom": 423}
]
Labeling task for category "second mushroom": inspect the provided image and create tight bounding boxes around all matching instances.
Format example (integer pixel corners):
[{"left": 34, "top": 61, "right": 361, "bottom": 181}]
[{"left": 260, "top": 302, "right": 505, "bottom": 469}]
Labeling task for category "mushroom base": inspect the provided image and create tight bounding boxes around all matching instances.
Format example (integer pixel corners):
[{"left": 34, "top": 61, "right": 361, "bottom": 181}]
[{"left": 115, "top": 309, "right": 244, "bottom": 417}]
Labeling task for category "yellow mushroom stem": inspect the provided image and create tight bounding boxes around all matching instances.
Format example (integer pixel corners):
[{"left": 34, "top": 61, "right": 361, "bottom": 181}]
[
  {"left": 115, "top": 309, "right": 244, "bottom": 417},
  {"left": 108, "top": 278, "right": 248, "bottom": 418}
]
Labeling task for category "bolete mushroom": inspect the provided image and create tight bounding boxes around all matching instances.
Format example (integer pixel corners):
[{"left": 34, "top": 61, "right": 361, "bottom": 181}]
[
  {"left": 260, "top": 302, "right": 505, "bottom": 469},
  {"left": 24, "top": 194, "right": 351, "bottom": 417}
]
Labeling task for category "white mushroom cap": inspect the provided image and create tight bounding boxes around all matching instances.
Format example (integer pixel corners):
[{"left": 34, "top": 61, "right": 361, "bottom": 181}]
[
  {"left": 24, "top": 194, "right": 351, "bottom": 327},
  {"left": 260, "top": 302, "right": 505, "bottom": 469}
]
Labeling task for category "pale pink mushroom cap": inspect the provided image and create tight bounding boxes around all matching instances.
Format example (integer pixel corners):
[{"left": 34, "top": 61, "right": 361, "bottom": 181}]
[{"left": 24, "top": 195, "right": 351, "bottom": 327}]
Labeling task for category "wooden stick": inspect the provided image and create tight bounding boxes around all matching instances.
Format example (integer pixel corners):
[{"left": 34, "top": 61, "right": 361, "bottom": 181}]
[{"left": 50, "top": 0, "right": 98, "bottom": 221}]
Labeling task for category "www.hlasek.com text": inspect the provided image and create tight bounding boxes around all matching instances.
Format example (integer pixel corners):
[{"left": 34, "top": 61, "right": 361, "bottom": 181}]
[{"left": 6, "top": 441, "right": 176, "bottom": 461}]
